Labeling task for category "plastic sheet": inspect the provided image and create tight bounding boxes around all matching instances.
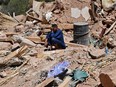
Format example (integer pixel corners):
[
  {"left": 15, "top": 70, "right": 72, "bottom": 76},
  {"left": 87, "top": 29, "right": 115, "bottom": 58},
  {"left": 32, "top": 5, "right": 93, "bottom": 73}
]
[{"left": 47, "top": 61, "right": 69, "bottom": 78}]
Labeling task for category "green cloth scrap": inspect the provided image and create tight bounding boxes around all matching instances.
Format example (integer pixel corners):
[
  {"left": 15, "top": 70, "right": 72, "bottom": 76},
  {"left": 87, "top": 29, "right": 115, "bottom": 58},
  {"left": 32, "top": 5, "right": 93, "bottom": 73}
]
[{"left": 73, "top": 69, "right": 88, "bottom": 82}]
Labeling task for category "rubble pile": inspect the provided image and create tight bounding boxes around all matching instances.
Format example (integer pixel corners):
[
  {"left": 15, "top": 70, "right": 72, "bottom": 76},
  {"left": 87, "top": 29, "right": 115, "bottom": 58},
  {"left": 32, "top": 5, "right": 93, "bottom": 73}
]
[{"left": 0, "top": 0, "right": 116, "bottom": 87}]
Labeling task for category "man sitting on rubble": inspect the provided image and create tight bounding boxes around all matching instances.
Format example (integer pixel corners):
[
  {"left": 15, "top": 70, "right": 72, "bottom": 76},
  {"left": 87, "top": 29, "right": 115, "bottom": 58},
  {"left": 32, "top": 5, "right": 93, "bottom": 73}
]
[{"left": 45, "top": 24, "right": 66, "bottom": 50}]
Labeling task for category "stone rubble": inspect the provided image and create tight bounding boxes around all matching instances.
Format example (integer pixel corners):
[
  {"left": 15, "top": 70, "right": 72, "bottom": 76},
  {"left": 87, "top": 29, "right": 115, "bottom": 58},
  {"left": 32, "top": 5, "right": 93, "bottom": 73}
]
[{"left": 0, "top": 0, "right": 116, "bottom": 87}]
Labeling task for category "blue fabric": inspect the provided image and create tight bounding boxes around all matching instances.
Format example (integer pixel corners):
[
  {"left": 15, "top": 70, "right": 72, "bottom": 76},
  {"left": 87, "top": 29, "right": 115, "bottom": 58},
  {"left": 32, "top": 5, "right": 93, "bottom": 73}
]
[
  {"left": 46, "top": 29, "right": 66, "bottom": 49},
  {"left": 47, "top": 61, "right": 69, "bottom": 78}
]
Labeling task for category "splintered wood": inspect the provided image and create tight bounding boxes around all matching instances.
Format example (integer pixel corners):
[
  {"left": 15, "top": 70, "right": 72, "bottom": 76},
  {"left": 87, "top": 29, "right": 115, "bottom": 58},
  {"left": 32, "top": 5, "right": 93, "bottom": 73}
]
[
  {"left": 58, "top": 76, "right": 72, "bottom": 87},
  {"left": 36, "top": 77, "right": 54, "bottom": 87}
]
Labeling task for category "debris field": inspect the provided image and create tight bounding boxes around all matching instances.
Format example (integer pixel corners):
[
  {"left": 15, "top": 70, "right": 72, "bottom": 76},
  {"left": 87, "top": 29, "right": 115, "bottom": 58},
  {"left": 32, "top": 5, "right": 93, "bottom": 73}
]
[{"left": 0, "top": 0, "right": 116, "bottom": 87}]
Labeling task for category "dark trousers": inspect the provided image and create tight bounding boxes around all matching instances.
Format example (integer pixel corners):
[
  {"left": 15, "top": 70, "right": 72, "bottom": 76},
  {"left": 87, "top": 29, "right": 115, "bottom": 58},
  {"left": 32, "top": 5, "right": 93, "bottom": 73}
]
[{"left": 48, "top": 38, "right": 66, "bottom": 49}]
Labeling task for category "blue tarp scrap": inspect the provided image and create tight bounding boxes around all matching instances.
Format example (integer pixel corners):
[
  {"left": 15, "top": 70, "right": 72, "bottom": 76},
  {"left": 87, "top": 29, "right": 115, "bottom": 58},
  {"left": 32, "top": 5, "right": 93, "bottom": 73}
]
[{"left": 47, "top": 61, "right": 70, "bottom": 78}]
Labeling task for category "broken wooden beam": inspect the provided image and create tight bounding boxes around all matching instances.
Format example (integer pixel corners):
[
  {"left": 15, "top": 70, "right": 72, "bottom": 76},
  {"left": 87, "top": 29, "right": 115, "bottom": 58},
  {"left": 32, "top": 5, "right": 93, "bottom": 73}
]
[
  {"left": 36, "top": 77, "right": 54, "bottom": 87},
  {"left": 40, "top": 23, "right": 73, "bottom": 31},
  {"left": 0, "top": 12, "right": 17, "bottom": 22},
  {"left": 0, "top": 38, "right": 12, "bottom": 42},
  {"left": 99, "top": 73, "right": 115, "bottom": 87},
  {"left": 4, "top": 32, "right": 18, "bottom": 36},
  {"left": 66, "top": 42, "right": 87, "bottom": 48},
  {"left": 99, "top": 65, "right": 116, "bottom": 86},
  {"left": 26, "top": 36, "right": 41, "bottom": 43},
  {"left": 26, "top": 14, "right": 42, "bottom": 22},
  {"left": 58, "top": 76, "right": 72, "bottom": 87},
  {"left": 105, "top": 21, "right": 116, "bottom": 35}
]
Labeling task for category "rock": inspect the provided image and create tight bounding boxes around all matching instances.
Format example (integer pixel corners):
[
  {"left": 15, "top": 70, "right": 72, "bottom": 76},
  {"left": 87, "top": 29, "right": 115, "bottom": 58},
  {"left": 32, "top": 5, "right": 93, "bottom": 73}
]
[
  {"left": 19, "top": 67, "right": 28, "bottom": 75},
  {"left": 46, "top": 56, "right": 54, "bottom": 61},
  {"left": 0, "top": 72, "right": 7, "bottom": 78},
  {"left": 0, "top": 50, "right": 10, "bottom": 57},
  {"left": 28, "top": 49, "right": 38, "bottom": 56},
  {"left": 89, "top": 49, "right": 105, "bottom": 59},
  {"left": 7, "top": 57, "right": 23, "bottom": 67},
  {"left": 15, "top": 24, "right": 25, "bottom": 32},
  {"left": 108, "top": 38, "right": 116, "bottom": 48}
]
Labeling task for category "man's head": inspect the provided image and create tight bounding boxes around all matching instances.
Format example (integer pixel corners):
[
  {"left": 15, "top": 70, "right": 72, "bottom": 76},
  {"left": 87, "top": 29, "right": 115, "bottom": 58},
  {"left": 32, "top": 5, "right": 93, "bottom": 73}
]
[{"left": 51, "top": 24, "right": 58, "bottom": 32}]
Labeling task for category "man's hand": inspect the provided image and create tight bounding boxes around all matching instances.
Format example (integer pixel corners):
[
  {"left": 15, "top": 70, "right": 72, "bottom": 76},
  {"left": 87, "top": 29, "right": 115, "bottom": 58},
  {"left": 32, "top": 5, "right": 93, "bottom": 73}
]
[{"left": 44, "top": 39, "right": 48, "bottom": 48}]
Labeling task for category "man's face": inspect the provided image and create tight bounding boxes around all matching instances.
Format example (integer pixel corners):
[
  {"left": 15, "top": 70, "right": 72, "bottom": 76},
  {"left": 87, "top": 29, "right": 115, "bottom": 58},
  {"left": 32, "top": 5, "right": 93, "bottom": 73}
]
[{"left": 52, "top": 27, "right": 57, "bottom": 32}]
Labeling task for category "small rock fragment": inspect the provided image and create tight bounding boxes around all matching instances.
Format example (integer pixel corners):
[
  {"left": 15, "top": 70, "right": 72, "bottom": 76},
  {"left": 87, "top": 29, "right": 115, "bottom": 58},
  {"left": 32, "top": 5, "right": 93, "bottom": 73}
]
[
  {"left": 89, "top": 49, "right": 106, "bottom": 59},
  {"left": 7, "top": 57, "right": 23, "bottom": 67},
  {"left": 0, "top": 72, "right": 7, "bottom": 78}
]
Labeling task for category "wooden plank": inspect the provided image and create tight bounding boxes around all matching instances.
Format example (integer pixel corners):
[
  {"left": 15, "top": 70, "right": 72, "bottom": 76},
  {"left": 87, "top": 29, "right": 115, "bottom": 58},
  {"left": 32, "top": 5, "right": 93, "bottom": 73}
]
[
  {"left": 58, "top": 76, "right": 72, "bottom": 87},
  {"left": 36, "top": 77, "right": 54, "bottom": 87},
  {"left": 26, "top": 36, "right": 41, "bottom": 43},
  {"left": 58, "top": 23, "right": 73, "bottom": 30},
  {"left": 105, "top": 21, "right": 116, "bottom": 35},
  {"left": 5, "top": 32, "right": 18, "bottom": 36},
  {"left": 66, "top": 42, "right": 87, "bottom": 48},
  {"left": 100, "top": 68, "right": 116, "bottom": 86},
  {"left": 0, "top": 37, "right": 12, "bottom": 42},
  {"left": 40, "top": 23, "right": 73, "bottom": 31},
  {"left": 99, "top": 73, "right": 115, "bottom": 87}
]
